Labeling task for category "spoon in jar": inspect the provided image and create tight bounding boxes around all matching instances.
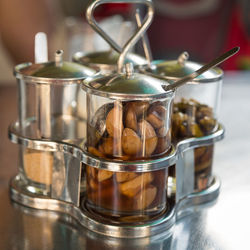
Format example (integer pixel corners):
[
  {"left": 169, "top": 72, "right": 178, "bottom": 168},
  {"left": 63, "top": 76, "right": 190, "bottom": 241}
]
[{"left": 163, "top": 46, "right": 240, "bottom": 91}]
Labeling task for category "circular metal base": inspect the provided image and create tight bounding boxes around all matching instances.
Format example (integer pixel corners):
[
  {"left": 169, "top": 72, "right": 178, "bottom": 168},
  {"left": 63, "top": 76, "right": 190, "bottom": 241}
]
[{"left": 9, "top": 175, "right": 220, "bottom": 238}]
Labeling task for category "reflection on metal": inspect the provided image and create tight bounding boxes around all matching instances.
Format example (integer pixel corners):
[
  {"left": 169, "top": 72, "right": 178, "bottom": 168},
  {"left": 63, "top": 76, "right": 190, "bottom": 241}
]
[
  {"left": 10, "top": 175, "right": 220, "bottom": 238},
  {"left": 8, "top": 119, "right": 224, "bottom": 238},
  {"left": 8, "top": 122, "right": 225, "bottom": 172},
  {"left": 86, "top": 0, "right": 154, "bottom": 73}
]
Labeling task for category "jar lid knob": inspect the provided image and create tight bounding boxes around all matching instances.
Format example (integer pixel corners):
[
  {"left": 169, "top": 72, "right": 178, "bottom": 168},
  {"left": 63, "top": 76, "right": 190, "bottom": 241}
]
[
  {"left": 55, "top": 50, "right": 64, "bottom": 67},
  {"left": 177, "top": 51, "right": 189, "bottom": 66},
  {"left": 125, "top": 63, "right": 134, "bottom": 78}
]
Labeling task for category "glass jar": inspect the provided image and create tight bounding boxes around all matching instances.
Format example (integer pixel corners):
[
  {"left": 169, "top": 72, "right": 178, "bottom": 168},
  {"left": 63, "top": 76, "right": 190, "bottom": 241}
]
[
  {"left": 14, "top": 51, "right": 96, "bottom": 195},
  {"left": 172, "top": 80, "right": 222, "bottom": 191},
  {"left": 141, "top": 55, "right": 223, "bottom": 192},
  {"left": 81, "top": 64, "right": 175, "bottom": 222}
]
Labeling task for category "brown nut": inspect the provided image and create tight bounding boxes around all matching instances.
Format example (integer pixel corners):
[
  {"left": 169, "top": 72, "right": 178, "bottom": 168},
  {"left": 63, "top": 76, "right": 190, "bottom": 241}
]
[
  {"left": 88, "top": 146, "right": 105, "bottom": 158},
  {"left": 138, "top": 120, "right": 156, "bottom": 139},
  {"left": 116, "top": 172, "right": 138, "bottom": 183},
  {"left": 124, "top": 103, "right": 138, "bottom": 132},
  {"left": 156, "top": 126, "right": 168, "bottom": 137},
  {"left": 98, "top": 144, "right": 105, "bottom": 154},
  {"left": 86, "top": 165, "right": 96, "bottom": 179},
  {"left": 145, "top": 137, "right": 158, "bottom": 156},
  {"left": 122, "top": 128, "right": 142, "bottom": 156},
  {"left": 101, "top": 137, "right": 122, "bottom": 157},
  {"left": 135, "top": 185, "right": 157, "bottom": 210},
  {"left": 97, "top": 169, "right": 113, "bottom": 182},
  {"left": 23, "top": 150, "right": 53, "bottom": 185},
  {"left": 106, "top": 101, "right": 123, "bottom": 138},
  {"left": 129, "top": 101, "right": 149, "bottom": 116},
  {"left": 138, "top": 120, "right": 158, "bottom": 156},
  {"left": 154, "top": 136, "right": 170, "bottom": 155},
  {"left": 88, "top": 178, "right": 98, "bottom": 190},
  {"left": 146, "top": 105, "right": 167, "bottom": 129},
  {"left": 120, "top": 172, "right": 154, "bottom": 197}
]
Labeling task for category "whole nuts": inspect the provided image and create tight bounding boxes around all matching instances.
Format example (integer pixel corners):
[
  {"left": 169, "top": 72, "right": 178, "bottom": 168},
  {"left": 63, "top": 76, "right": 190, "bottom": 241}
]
[
  {"left": 88, "top": 146, "right": 105, "bottom": 158},
  {"left": 120, "top": 172, "right": 154, "bottom": 197},
  {"left": 101, "top": 137, "right": 122, "bottom": 157},
  {"left": 97, "top": 169, "right": 113, "bottom": 182},
  {"left": 138, "top": 120, "right": 156, "bottom": 139},
  {"left": 146, "top": 105, "right": 167, "bottom": 129},
  {"left": 135, "top": 185, "right": 157, "bottom": 210},
  {"left": 86, "top": 100, "right": 170, "bottom": 217},
  {"left": 106, "top": 101, "right": 123, "bottom": 138},
  {"left": 88, "top": 100, "right": 171, "bottom": 160},
  {"left": 130, "top": 101, "right": 149, "bottom": 116},
  {"left": 122, "top": 128, "right": 142, "bottom": 156},
  {"left": 145, "top": 136, "right": 158, "bottom": 156},
  {"left": 116, "top": 172, "right": 138, "bottom": 183},
  {"left": 124, "top": 103, "right": 138, "bottom": 132}
]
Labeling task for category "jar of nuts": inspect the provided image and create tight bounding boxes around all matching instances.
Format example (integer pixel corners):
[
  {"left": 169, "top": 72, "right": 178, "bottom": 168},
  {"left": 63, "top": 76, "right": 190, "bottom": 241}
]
[{"left": 81, "top": 63, "right": 175, "bottom": 222}]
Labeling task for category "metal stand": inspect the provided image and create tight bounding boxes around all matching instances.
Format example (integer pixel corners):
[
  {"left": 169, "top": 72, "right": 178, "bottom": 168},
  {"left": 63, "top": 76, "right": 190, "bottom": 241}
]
[{"left": 8, "top": 122, "right": 224, "bottom": 238}]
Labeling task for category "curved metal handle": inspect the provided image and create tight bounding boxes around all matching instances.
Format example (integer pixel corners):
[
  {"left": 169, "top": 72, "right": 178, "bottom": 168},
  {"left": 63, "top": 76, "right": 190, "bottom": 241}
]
[{"left": 86, "top": 0, "right": 154, "bottom": 73}]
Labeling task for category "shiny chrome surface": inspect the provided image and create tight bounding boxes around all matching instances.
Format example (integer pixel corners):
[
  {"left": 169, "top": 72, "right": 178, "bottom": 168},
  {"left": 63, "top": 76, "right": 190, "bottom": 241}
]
[
  {"left": 10, "top": 176, "right": 176, "bottom": 238},
  {"left": 72, "top": 51, "right": 147, "bottom": 74},
  {"left": 9, "top": 174, "right": 220, "bottom": 238},
  {"left": 1, "top": 72, "right": 249, "bottom": 249},
  {"left": 14, "top": 60, "right": 96, "bottom": 85},
  {"left": 135, "top": 9, "right": 153, "bottom": 66},
  {"left": 8, "top": 122, "right": 225, "bottom": 172},
  {"left": 163, "top": 47, "right": 239, "bottom": 91},
  {"left": 86, "top": 0, "right": 154, "bottom": 72}
]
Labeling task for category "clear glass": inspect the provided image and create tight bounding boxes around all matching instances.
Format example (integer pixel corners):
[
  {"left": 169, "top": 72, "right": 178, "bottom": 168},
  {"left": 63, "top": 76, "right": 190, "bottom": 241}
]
[
  {"left": 86, "top": 167, "right": 168, "bottom": 223},
  {"left": 19, "top": 147, "right": 53, "bottom": 195},
  {"left": 17, "top": 79, "right": 86, "bottom": 142},
  {"left": 17, "top": 78, "right": 86, "bottom": 195},
  {"left": 86, "top": 95, "right": 173, "bottom": 160},
  {"left": 172, "top": 80, "right": 222, "bottom": 191},
  {"left": 84, "top": 93, "right": 174, "bottom": 221}
]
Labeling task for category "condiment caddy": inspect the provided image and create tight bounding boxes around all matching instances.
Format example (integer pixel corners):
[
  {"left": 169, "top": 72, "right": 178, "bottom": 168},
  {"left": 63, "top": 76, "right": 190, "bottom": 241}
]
[{"left": 8, "top": 0, "right": 229, "bottom": 238}]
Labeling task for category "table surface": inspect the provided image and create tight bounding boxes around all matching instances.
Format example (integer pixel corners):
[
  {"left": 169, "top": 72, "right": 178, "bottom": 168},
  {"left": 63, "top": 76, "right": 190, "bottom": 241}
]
[{"left": 0, "top": 72, "right": 250, "bottom": 250}]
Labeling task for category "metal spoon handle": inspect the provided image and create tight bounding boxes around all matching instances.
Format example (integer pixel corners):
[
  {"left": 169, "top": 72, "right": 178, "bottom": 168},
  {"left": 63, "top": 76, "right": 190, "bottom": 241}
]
[{"left": 164, "top": 46, "right": 240, "bottom": 91}]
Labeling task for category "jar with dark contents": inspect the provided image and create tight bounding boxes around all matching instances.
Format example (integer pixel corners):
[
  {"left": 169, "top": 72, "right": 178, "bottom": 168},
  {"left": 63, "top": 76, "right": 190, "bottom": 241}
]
[
  {"left": 82, "top": 66, "right": 174, "bottom": 222},
  {"left": 140, "top": 55, "right": 223, "bottom": 192},
  {"left": 172, "top": 98, "right": 218, "bottom": 190}
]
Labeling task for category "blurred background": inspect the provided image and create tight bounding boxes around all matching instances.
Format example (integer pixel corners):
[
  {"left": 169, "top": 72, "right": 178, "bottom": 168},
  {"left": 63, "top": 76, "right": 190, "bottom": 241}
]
[{"left": 0, "top": 0, "right": 250, "bottom": 84}]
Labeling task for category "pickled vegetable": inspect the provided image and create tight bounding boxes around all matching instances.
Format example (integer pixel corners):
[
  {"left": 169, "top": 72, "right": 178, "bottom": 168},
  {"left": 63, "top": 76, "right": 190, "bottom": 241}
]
[{"left": 172, "top": 98, "right": 217, "bottom": 191}]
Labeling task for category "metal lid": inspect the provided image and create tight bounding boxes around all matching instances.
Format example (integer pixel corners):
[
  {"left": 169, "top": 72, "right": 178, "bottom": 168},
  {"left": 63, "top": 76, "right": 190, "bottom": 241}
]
[
  {"left": 73, "top": 50, "right": 147, "bottom": 72},
  {"left": 82, "top": 63, "right": 173, "bottom": 100},
  {"left": 14, "top": 50, "right": 96, "bottom": 84},
  {"left": 142, "top": 52, "right": 223, "bottom": 83}
]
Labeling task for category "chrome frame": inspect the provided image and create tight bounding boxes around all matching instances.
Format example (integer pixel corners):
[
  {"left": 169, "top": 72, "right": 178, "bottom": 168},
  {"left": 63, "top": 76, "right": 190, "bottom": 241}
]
[{"left": 8, "top": 121, "right": 224, "bottom": 238}]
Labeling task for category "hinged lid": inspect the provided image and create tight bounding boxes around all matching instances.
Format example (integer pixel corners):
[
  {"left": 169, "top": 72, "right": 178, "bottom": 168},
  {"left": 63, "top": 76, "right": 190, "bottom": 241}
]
[
  {"left": 82, "top": 62, "right": 173, "bottom": 100},
  {"left": 14, "top": 50, "right": 96, "bottom": 84},
  {"left": 73, "top": 50, "right": 147, "bottom": 71},
  {"left": 142, "top": 52, "right": 223, "bottom": 83}
]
